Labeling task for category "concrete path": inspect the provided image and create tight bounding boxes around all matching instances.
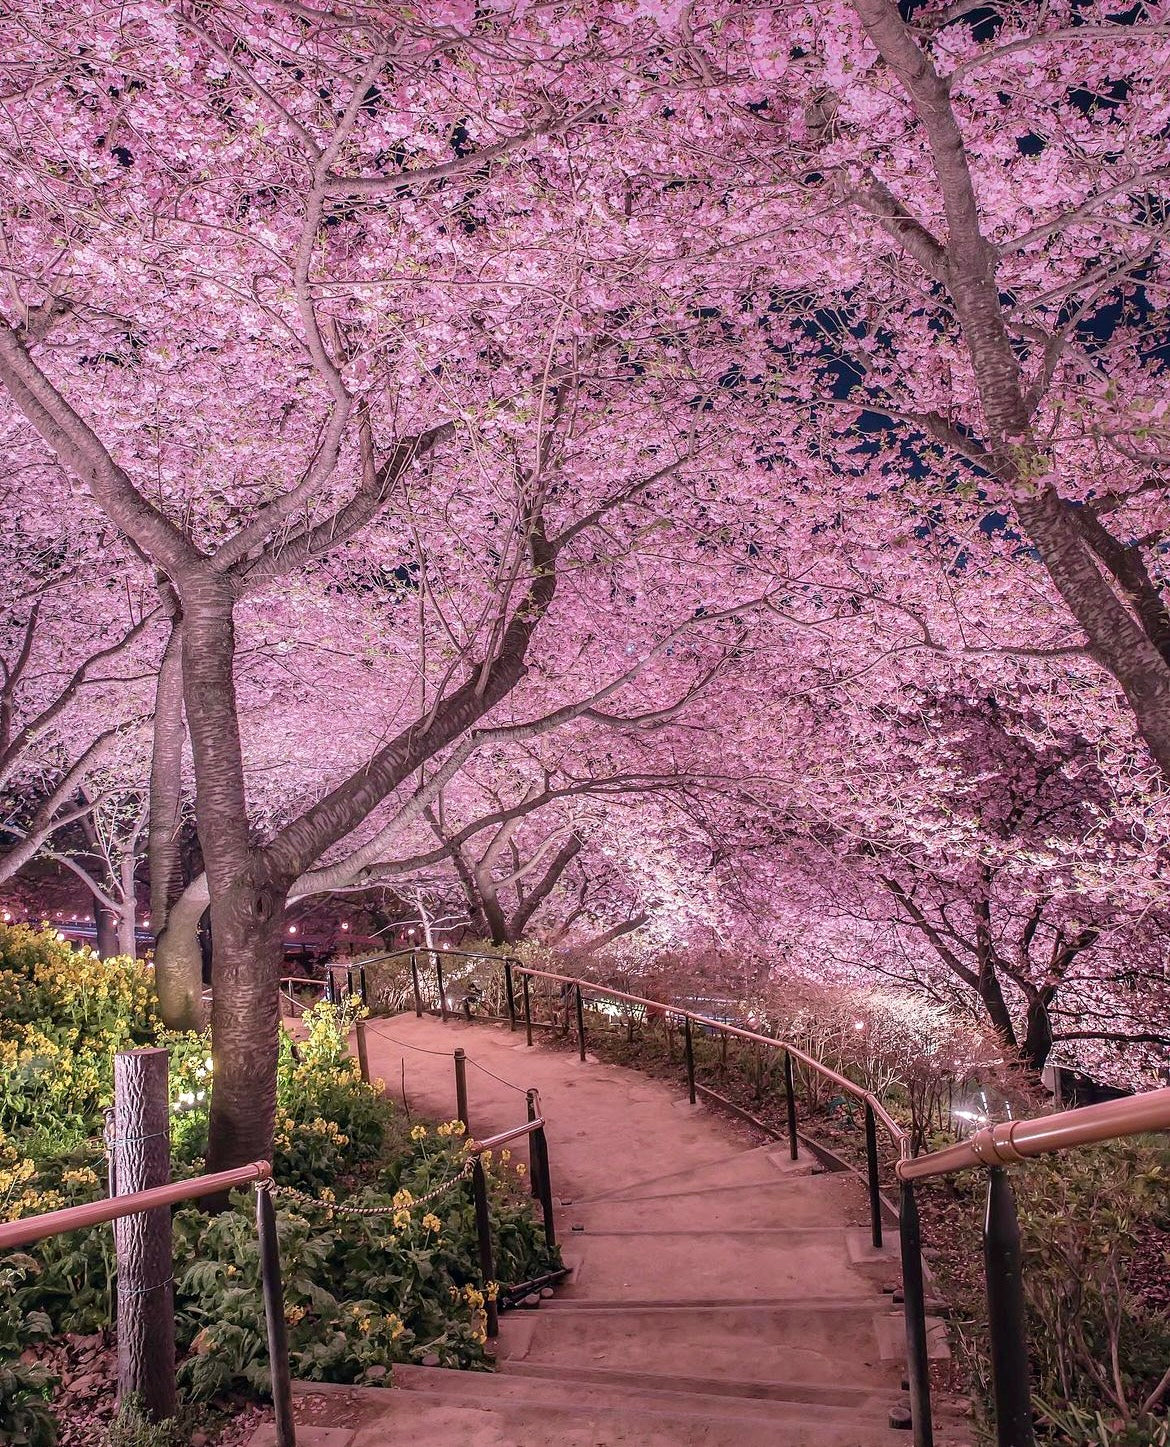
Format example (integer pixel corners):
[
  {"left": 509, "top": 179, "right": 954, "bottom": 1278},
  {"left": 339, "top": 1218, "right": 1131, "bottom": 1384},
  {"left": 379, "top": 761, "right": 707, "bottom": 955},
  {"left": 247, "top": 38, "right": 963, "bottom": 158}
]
[{"left": 256, "top": 1013, "right": 937, "bottom": 1447}]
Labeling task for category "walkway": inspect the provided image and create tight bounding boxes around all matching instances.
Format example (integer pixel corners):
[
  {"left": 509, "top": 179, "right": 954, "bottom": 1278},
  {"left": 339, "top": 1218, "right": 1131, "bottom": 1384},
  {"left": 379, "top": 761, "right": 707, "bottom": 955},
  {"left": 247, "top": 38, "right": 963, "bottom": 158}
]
[{"left": 258, "top": 1013, "right": 944, "bottom": 1447}]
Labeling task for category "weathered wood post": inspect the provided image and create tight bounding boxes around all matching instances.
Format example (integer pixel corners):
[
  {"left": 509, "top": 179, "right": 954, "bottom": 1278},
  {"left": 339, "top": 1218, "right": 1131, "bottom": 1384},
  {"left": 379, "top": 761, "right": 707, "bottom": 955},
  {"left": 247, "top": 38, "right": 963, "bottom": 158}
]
[{"left": 113, "top": 1048, "right": 177, "bottom": 1422}]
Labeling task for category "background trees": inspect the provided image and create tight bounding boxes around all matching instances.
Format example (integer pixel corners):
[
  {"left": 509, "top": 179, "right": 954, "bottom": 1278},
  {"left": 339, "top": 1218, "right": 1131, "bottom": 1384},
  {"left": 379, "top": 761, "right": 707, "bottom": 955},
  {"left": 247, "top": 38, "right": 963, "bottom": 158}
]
[{"left": 0, "top": 0, "right": 1167, "bottom": 1165}]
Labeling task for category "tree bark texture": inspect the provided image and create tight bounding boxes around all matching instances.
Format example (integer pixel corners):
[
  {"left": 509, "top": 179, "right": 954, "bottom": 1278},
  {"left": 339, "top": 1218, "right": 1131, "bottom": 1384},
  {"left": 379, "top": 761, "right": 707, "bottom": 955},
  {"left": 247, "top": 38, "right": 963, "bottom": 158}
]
[{"left": 114, "top": 1048, "right": 177, "bottom": 1422}]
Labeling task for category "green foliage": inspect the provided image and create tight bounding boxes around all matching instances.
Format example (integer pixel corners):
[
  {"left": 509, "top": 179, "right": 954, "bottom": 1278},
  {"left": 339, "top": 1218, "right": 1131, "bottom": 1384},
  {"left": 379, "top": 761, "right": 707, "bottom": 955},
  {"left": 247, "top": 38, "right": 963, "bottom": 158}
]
[
  {"left": 1, "top": 991, "right": 555, "bottom": 1425},
  {"left": 0, "top": 1263, "right": 56, "bottom": 1447},
  {"left": 103, "top": 1399, "right": 185, "bottom": 1447},
  {"left": 0, "top": 924, "right": 156, "bottom": 1136},
  {"left": 273, "top": 1003, "right": 386, "bottom": 1189},
  {"left": 1018, "top": 1139, "right": 1170, "bottom": 1436}
]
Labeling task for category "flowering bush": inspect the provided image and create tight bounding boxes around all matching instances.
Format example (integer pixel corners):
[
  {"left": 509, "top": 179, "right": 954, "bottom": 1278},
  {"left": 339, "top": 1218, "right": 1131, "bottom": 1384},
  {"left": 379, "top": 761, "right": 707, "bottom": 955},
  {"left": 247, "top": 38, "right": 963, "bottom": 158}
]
[
  {"left": 0, "top": 924, "right": 156, "bottom": 1135},
  {"left": 1, "top": 983, "right": 557, "bottom": 1428}
]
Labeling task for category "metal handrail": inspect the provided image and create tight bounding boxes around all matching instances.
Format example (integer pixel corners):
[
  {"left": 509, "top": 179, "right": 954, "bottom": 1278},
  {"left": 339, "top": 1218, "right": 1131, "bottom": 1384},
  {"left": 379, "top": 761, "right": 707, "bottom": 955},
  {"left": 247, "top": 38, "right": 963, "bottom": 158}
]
[
  {"left": 0, "top": 1158, "right": 295, "bottom": 1445},
  {"left": 472, "top": 1117, "right": 545, "bottom": 1153},
  {"left": 0, "top": 1161, "right": 272, "bottom": 1250},
  {"left": 897, "top": 1085, "right": 1170, "bottom": 1182},
  {"left": 514, "top": 963, "right": 908, "bottom": 1153}
]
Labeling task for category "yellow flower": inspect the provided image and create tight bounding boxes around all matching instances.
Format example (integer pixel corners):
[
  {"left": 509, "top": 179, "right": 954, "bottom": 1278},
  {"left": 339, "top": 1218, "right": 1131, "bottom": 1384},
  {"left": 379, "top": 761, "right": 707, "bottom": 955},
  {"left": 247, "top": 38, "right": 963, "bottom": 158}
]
[
  {"left": 392, "top": 1188, "right": 414, "bottom": 1208},
  {"left": 500, "top": 1149, "right": 511, "bottom": 1163},
  {"left": 410, "top": 1125, "right": 428, "bottom": 1141},
  {"left": 421, "top": 1212, "right": 441, "bottom": 1233},
  {"left": 515, "top": 1163, "right": 527, "bottom": 1177},
  {"left": 393, "top": 1209, "right": 411, "bottom": 1229},
  {"left": 320, "top": 1187, "right": 335, "bottom": 1204},
  {"left": 357, "top": 1316, "right": 371, "bottom": 1335},
  {"left": 388, "top": 1315, "right": 406, "bottom": 1341},
  {"left": 285, "top": 1305, "right": 305, "bottom": 1325}
]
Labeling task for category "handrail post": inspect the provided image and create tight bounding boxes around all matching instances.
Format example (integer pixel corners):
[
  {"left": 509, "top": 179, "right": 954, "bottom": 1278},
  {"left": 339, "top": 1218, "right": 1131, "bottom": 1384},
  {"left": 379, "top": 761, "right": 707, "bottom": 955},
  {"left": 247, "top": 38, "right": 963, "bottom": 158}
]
[
  {"left": 437, "top": 956, "right": 447, "bottom": 1022},
  {"left": 684, "top": 1015, "right": 696, "bottom": 1105},
  {"left": 355, "top": 1019, "right": 370, "bottom": 1085},
  {"left": 471, "top": 1158, "right": 499, "bottom": 1338},
  {"left": 899, "top": 1180, "right": 934, "bottom": 1447},
  {"left": 575, "top": 983, "right": 586, "bottom": 1062},
  {"left": 454, "top": 1048, "right": 470, "bottom": 1135},
  {"left": 985, "top": 1168, "right": 1035, "bottom": 1447},
  {"left": 504, "top": 960, "right": 517, "bottom": 1031},
  {"left": 256, "top": 1183, "right": 296, "bottom": 1447},
  {"left": 522, "top": 971, "right": 533, "bottom": 1047},
  {"left": 411, "top": 951, "right": 423, "bottom": 1017},
  {"left": 358, "top": 965, "right": 368, "bottom": 1008},
  {"left": 864, "top": 1102, "right": 883, "bottom": 1249},
  {"left": 324, "top": 969, "right": 336, "bottom": 1005},
  {"left": 525, "top": 1089, "right": 543, "bottom": 1201},
  {"left": 531, "top": 1115, "right": 557, "bottom": 1255},
  {"left": 783, "top": 1049, "right": 799, "bottom": 1161}
]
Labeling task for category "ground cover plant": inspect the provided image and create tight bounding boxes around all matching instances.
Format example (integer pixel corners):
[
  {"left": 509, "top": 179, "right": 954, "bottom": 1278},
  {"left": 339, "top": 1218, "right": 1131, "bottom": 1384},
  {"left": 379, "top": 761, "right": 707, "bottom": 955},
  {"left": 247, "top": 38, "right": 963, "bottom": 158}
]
[{"left": 0, "top": 926, "right": 557, "bottom": 1444}]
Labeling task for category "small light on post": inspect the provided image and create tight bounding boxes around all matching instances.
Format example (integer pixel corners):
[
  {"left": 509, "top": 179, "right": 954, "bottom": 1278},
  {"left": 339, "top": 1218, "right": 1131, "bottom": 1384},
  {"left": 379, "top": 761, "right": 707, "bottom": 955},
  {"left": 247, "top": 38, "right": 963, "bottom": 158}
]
[
  {"left": 288, "top": 925, "right": 297, "bottom": 935},
  {"left": 340, "top": 922, "right": 349, "bottom": 931}
]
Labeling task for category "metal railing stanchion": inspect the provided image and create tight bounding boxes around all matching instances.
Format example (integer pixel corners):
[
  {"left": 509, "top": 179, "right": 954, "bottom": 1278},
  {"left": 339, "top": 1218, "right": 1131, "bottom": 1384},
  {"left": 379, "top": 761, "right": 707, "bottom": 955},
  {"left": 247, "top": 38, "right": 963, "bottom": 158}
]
[
  {"left": 985, "top": 1168, "right": 1035, "bottom": 1447},
  {"left": 575, "top": 983, "right": 586, "bottom": 1061},
  {"left": 783, "top": 1049, "right": 799, "bottom": 1161},
  {"left": 256, "top": 1182, "right": 296, "bottom": 1447},
  {"left": 504, "top": 960, "right": 517, "bottom": 1031},
  {"left": 899, "top": 1181, "right": 934, "bottom": 1447},
  {"left": 864, "top": 1101, "right": 883, "bottom": 1249},
  {"left": 522, "top": 971, "right": 533, "bottom": 1047},
  {"left": 684, "top": 1015, "right": 696, "bottom": 1105},
  {"left": 411, "top": 951, "right": 423, "bottom": 1017}
]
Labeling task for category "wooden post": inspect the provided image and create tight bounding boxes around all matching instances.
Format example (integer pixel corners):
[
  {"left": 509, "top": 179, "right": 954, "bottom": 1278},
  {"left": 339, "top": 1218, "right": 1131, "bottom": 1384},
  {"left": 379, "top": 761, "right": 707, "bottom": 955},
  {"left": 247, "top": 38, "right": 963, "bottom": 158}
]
[
  {"left": 454, "top": 1048, "right": 470, "bottom": 1135},
  {"left": 355, "top": 1019, "right": 370, "bottom": 1084},
  {"left": 113, "top": 1048, "right": 177, "bottom": 1422}
]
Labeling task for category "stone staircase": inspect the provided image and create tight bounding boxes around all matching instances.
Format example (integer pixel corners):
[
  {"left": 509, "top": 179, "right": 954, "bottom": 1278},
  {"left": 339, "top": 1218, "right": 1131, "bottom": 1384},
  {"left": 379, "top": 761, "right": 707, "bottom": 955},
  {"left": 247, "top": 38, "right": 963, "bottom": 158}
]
[{"left": 255, "top": 1014, "right": 951, "bottom": 1447}]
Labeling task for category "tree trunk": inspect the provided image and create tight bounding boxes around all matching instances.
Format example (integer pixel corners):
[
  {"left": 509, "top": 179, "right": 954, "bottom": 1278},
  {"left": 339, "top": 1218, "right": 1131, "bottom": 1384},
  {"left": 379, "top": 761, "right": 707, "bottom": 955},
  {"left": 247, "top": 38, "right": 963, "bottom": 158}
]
[
  {"left": 205, "top": 882, "right": 285, "bottom": 1175},
  {"left": 95, "top": 901, "right": 119, "bottom": 960},
  {"left": 153, "top": 877, "right": 209, "bottom": 1030},
  {"left": 1021, "top": 995, "right": 1054, "bottom": 1075},
  {"left": 180, "top": 579, "right": 282, "bottom": 1174},
  {"left": 976, "top": 964, "right": 1020, "bottom": 1057}
]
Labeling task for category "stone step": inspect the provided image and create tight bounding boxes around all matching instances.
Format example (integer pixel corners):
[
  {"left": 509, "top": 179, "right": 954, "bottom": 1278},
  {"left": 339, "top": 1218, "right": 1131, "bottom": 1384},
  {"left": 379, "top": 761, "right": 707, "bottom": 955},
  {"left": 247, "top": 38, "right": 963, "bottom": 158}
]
[
  {"left": 562, "top": 1167, "right": 872, "bottom": 1230},
  {"left": 558, "top": 1225, "right": 878, "bottom": 1300},
  {"left": 497, "top": 1297, "right": 902, "bottom": 1386},
  {"left": 571, "top": 1144, "right": 811, "bottom": 1204},
  {"left": 376, "top": 1366, "right": 906, "bottom": 1445}
]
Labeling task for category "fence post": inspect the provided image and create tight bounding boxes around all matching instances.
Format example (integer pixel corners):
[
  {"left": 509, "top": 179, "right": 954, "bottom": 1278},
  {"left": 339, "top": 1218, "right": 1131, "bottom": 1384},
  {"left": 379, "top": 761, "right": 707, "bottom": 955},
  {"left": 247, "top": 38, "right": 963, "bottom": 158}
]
[
  {"left": 575, "top": 984, "right": 586, "bottom": 1062},
  {"left": 900, "top": 1180, "right": 934, "bottom": 1447},
  {"left": 522, "top": 972, "right": 533, "bottom": 1047},
  {"left": 471, "top": 1158, "right": 499, "bottom": 1338},
  {"left": 411, "top": 951, "right": 423, "bottom": 1017},
  {"left": 355, "top": 1019, "right": 370, "bottom": 1085},
  {"left": 525, "top": 1089, "right": 543, "bottom": 1201},
  {"left": 436, "top": 956, "right": 448, "bottom": 1022},
  {"left": 454, "top": 1048, "right": 470, "bottom": 1135},
  {"left": 113, "top": 1048, "right": 177, "bottom": 1422},
  {"left": 864, "top": 1102, "right": 883, "bottom": 1249},
  {"left": 358, "top": 965, "right": 368, "bottom": 1008},
  {"left": 984, "top": 1168, "right": 1035, "bottom": 1447},
  {"left": 531, "top": 1116, "right": 557, "bottom": 1255},
  {"left": 783, "top": 1050, "right": 799, "bottom": 1161},
  {"left": 504, "top": 960, "right": 517, "bottom": 1031},
  {"left": 684, "top": 1015, "right": 696, "bottom": 1105},
  {"left": 324, "top": 969, "right": 336, "bottom": 1005},
  {"left": 255, "top": 1183, "right": 296, "bottom": 1447}
]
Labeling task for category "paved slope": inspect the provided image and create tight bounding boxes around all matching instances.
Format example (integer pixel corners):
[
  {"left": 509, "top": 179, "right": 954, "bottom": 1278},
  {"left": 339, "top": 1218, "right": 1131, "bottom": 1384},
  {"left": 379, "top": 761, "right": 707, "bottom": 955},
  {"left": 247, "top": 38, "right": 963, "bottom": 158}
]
[{"left": 254, "top": 1013, "right": 942, "bottom": 1447}]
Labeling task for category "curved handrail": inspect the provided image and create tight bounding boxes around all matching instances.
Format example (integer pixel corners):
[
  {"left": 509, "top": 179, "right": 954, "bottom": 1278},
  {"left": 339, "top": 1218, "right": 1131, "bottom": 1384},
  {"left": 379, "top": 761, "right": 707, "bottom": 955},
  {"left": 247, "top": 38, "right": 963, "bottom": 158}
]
[
  {"left": 513, "top": 963, "right": 908, "bottom": 1155},
  {"left": 897, "top": 1084, "right": 1170, "bottom": 1182}
]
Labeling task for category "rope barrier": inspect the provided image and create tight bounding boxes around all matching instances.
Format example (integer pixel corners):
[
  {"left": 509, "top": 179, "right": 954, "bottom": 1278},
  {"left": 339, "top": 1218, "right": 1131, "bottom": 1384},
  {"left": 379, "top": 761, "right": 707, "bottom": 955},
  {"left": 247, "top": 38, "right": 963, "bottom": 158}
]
[
  {"left": 262, "top": 1159, "right": 475, "bottom": 1218},
  {"left": 465, "top": 1055, "right": 527, "bottom": 1096}
]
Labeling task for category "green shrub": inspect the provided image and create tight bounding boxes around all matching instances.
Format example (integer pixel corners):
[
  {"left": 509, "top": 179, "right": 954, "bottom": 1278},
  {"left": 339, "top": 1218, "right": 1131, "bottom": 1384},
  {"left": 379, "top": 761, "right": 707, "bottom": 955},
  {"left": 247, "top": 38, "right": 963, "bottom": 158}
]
[{"left": 0, "top": 925, "right": 156, "bottom": 1135}]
